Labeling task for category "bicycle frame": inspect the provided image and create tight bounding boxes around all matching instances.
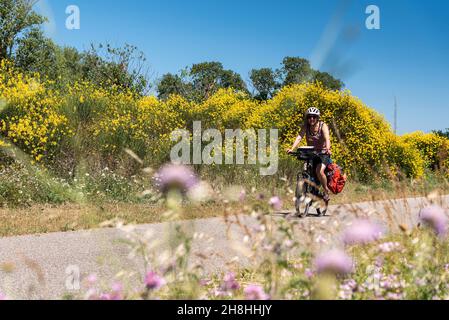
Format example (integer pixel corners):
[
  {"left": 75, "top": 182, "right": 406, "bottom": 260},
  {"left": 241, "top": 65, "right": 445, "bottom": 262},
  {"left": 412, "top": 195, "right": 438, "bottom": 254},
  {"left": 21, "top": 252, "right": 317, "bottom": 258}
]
[
  {"left": 289, "top": 150, "right": 327, "bottom": 217},
  {"left": 291, "top": 150, "right": 320, "bottom": 190}
]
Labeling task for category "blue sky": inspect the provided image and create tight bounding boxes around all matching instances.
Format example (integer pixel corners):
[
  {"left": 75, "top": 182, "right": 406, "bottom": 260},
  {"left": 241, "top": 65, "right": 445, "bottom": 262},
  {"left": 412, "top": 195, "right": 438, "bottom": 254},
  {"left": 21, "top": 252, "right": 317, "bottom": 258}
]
[{"left": 36, "top": 0, "right": 449, "bottom": 134}]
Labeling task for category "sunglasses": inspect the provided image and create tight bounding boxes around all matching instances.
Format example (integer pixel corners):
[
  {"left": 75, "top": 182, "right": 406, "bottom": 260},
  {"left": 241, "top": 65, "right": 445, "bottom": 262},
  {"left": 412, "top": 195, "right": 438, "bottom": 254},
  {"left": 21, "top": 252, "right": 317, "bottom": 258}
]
[{"left": 307, "top": 115, "right": 318, "bottom": 120}]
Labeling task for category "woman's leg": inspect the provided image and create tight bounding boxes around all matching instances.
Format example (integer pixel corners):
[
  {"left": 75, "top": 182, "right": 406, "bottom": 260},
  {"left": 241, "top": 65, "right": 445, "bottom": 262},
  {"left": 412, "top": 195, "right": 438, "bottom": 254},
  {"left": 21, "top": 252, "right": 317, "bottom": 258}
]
[{"left": 316, "top": 163, "right": 330, "bottom": 194}]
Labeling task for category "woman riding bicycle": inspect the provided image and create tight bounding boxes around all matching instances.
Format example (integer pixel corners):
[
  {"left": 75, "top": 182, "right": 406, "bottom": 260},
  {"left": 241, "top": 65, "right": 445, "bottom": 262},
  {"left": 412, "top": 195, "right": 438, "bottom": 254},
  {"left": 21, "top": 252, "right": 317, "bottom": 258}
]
[{"left": 287, "top": 107, "right": 332, "bottom": 204}]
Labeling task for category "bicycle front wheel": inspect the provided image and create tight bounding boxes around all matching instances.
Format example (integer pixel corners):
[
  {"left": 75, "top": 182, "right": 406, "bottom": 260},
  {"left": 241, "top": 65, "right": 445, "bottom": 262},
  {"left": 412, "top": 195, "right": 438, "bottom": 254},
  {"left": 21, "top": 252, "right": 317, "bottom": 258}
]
[{"left": 295, "top": 180, "right": 311, "bottom": 218}]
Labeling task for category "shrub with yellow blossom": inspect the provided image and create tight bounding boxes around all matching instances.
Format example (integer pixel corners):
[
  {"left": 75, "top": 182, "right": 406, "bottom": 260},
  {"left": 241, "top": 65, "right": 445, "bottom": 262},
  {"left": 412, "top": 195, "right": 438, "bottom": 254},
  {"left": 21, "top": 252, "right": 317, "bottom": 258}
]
[
  {"left": 85, "top": 87, "right": 186, "bottom": 164},
  {"left": 0, "top": 60, "right": 444, "bottom": 184},
  {"left": 402, "top": 131, "right": 449, "bottom": 175},
  {"left": 193, "top": 88, "right": 258, "bottom": 130},
  {"left": 0, "top": 60, "right": 72, "bottom": 162}
]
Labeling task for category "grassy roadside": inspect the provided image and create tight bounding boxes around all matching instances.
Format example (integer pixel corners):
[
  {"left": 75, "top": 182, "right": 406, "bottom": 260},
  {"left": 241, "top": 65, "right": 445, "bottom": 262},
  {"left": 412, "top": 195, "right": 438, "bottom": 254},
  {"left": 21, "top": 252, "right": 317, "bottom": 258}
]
[{"left": 1, "top": 177, "right": 448, "bottom": 238}]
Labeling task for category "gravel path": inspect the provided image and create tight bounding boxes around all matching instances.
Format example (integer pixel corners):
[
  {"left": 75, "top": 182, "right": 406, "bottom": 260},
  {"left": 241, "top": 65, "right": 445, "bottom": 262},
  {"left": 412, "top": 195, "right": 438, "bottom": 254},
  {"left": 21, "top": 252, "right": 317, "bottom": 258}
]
[{"left": 0, "top": 195, "right": 447, "bottom": 299}]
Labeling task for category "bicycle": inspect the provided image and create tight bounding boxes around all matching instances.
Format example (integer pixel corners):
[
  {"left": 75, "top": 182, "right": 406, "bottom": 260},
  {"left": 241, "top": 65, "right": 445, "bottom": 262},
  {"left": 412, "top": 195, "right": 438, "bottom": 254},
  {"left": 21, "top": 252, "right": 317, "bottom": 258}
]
[{"left": 289, "top": 146, "right": 329, "bottom": 218}]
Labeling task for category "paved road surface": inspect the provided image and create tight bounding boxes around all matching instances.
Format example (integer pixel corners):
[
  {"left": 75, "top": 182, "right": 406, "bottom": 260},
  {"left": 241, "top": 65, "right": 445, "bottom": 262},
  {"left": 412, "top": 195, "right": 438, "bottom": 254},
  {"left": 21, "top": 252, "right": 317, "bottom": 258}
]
[{"left": 0, "top": 195, "right": 447, "bottom": 299}]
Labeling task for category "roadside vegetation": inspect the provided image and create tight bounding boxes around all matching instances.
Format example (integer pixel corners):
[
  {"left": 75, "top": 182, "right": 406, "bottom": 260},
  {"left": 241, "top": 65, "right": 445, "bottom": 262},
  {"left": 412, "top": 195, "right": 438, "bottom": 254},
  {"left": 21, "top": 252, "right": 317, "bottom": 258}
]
[{"left": 3, "top": 165, "right": 448, "bottom": 300}]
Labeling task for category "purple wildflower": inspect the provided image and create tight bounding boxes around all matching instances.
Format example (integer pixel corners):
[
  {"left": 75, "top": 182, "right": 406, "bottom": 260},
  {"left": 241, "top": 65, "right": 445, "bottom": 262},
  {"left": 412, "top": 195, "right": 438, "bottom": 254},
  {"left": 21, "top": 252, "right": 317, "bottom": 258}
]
[
  {"left": 154, "top": 164, "right": 198, "bottom": 193},
  {"left": 244, "top": 285, "right": 270, "bottom": 300},
  {"left": 269, "top": 196, "right": 282, "bottom": 211},
  {"left": 344, "top": 279, "right": 357, "bottom": 291},
  {"left": 95, "top": 282, "right": 124, "bottom": 300},
  {"left": 304, "top": 268, "right": 314, "bottom": 279},
  {"left": 419, "top": 206, "right": 448, "bottom": 236},
  {"left": 415, "top": 278, "right": 427, "bottom": 287},
  {"left": 85, "top": 288, "right": 99, "bottom": 300},
  {"left": 386, "top": 292, "right": 404, "bottom": 300},
  {"left": 380, "top": 274, "right": 403, "bottom": 290},
  {"left": 315, "top": 249, "right": 354, "bottom": 275},
  {"left": 339, "top": 279, "right": 357, "bottom": 300},
  {"left": 375, "top": 257, "right": 384, "bottom": 268},
  {"left": 343, "top": 219, "right": 383, "bottom": 245},
  {"left": 220, "top": 272, "right": 240, "bottom": 292},
  {"left": 239, "top": 189, "right": 246, "bottom": 202},
  {"left": 109, "top": 282, "right": 124, "bottom": 300},
  {"left": 199, "top": 279, "right": 211, "bottom": 287},
  {"left": 99, "top": 293, "right": 112, "bottom": 300},
  {"left": 144, "top": 271, "right": 166, "bottom": 290},
  {"left": 86, "top": 274, "right": 97, "bottom": 286},
  {"left": 378, "top": 242, "right": 400, "bottom": 253}
]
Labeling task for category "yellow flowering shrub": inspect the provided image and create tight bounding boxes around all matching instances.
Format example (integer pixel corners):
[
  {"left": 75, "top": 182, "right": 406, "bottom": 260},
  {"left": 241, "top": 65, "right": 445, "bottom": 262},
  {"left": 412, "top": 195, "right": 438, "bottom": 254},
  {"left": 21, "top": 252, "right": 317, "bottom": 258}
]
[
  {"left": 87, "top": 87, "right": 185, "bottom": 162},
  {"left": 0, "top": 60, "right": 71, "bottom": 162},
  {"left": 385, "top": 136, "right": 425, "bottom": 179},
  {"left": 0, "top": 60, "right": 444, "bottom": 182},
  {"left": 193, "top": 88, "right": 258, "bottom": 130},
  {"left": 402, "top": 131, "right": 449, "bottom": 173},
  {"left": 163, "top": 94, "right": 194, "bottom": 127}
]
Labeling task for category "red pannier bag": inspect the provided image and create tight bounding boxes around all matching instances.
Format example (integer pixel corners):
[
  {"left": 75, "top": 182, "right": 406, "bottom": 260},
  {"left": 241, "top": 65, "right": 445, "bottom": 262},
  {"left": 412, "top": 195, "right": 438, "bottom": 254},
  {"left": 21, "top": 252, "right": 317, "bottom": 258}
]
[{"left": 325, "top": 163, "right": 347, "bottom": 195}]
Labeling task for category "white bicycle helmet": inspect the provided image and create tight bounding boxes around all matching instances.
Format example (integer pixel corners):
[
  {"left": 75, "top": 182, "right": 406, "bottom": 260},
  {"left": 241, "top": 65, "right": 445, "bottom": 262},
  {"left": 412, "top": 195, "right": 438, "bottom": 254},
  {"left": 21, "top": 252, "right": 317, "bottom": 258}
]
[{"left": 306, "top": 107, "right": 321, "bottom": 117}]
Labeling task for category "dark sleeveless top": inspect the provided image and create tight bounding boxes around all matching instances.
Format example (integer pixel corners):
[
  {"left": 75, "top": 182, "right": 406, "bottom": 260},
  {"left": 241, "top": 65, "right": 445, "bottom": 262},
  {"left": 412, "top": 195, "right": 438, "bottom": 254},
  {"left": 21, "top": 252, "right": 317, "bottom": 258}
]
[{"left": 306, "top": 121, "right": 326, "bottom": 153}]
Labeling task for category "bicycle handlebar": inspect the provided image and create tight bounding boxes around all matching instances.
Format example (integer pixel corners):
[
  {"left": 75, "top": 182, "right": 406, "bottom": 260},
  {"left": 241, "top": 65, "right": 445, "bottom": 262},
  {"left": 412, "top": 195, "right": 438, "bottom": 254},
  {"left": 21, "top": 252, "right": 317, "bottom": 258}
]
[
  {"left": 288, "top": 149, "right": 328, "bottom": 160},
  {"left": 288, "top": 150, "right": 321, "bottom": 156}
]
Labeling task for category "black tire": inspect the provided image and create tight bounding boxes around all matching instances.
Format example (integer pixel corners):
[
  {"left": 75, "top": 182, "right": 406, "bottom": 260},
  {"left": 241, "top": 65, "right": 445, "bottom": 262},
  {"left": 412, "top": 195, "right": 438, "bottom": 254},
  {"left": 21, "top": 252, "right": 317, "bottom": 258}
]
[
  {"left": 303, "top": 202, "right": 311, "bottom": 217},
  {"left": 316, "top": 195, "right": 329, "bottom": 216},
  {"left": 295, "top": 179, "right": 310, "bottom": 218},
  {"left": 316, "top": 207, "right": 327, "bottom": 216}
]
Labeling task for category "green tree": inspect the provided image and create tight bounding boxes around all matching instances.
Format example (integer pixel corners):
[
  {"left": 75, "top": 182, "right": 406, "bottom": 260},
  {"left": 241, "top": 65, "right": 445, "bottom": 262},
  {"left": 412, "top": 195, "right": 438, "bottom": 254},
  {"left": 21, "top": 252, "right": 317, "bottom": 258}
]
[
  {"left": 312, "top": 71, "right": 344, "bottom": 91},
  {"left": 157, "top": 62, "right": 248, "bottom": 101},
  {"left": 189, "top": 61, "right": 247, "bottom": 100},
  {"left": 433, "top": 129, "right": 449, "bottom": 139},
  {"left": 80, "top": 43, "right": 150, "bottom": 94},
  {"left": 54, "top": 46, "right": 83, "bottom": 84},
  {"left": 219, "top": 69, "right": 247, "bottom": 93},
  {"left": 157, "top": 73, "right": 186, "bottom": 100},
  {"left": 277, "top": 56, "right": 344, "bottom": 91},
  {"left": 14, "top": 27, "right": 57, "bottom": 78},
  {"left": 249, "top": 68, "right": 278, "bottom": 100},
  {"left": 0, "top": 0, "right": 46, "bottom": 59},
  {"left": 279, "top": 57, "right": 313, "bottom": 86},
  {"left": 1, "top": 1, "right": 151, "bottom": 94}
]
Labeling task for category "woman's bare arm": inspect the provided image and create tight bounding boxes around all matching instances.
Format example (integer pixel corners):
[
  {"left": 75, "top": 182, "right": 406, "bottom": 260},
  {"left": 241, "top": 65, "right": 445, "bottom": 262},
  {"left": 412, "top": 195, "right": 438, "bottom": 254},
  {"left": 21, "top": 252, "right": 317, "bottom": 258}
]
[
  {"left": 322, "top": 123, "right": 331, "bottom": 154},
  {"left": 287, "top": 126, "right": 306, "bottom": 153}
]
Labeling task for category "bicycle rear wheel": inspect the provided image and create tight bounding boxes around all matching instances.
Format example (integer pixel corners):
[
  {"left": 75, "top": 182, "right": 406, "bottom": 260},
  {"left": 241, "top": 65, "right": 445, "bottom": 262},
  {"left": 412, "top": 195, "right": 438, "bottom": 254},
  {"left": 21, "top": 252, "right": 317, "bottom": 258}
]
[{"left": 316, "top": 192, "right": 329, "bottom": 216}]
